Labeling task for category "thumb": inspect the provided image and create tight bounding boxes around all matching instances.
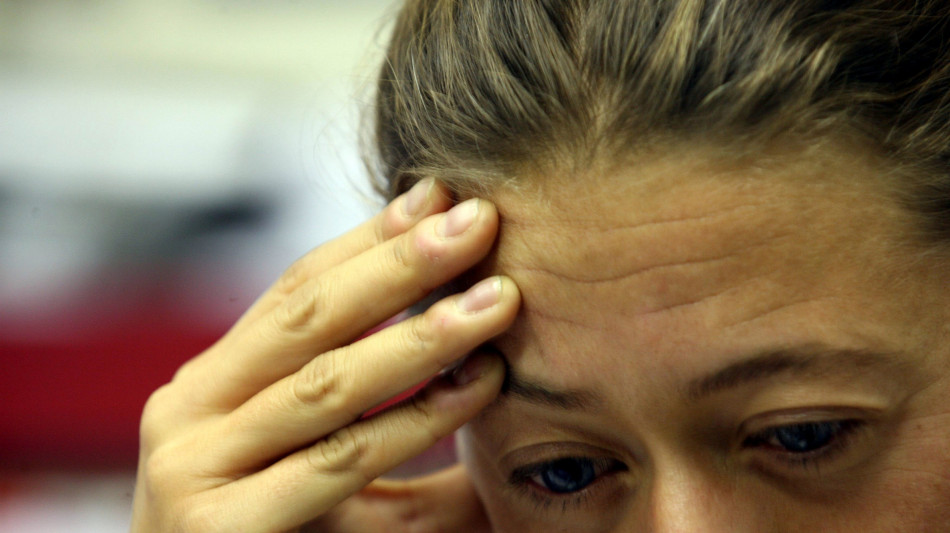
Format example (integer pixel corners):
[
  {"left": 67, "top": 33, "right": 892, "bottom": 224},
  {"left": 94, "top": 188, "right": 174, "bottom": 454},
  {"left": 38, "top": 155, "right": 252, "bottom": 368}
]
[
  {"left": 307, "top": 463, "right": 492, "bottom": 533},
  {"left": 394, "top": 463, "right": 492, "bottom": 532}
]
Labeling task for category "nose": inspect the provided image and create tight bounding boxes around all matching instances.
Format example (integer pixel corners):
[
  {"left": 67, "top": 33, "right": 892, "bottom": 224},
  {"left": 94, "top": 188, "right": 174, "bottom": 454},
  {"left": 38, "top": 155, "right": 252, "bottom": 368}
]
[{"left": 632, "top": 462, "right": 756, "bottom": 533}]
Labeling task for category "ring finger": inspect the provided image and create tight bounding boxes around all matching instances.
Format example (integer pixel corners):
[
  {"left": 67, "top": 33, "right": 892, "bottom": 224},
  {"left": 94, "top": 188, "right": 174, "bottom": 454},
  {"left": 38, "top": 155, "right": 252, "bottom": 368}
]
[
  {"left": 182, "top": 198, "right": 501, "bottom": 408},
  {"left": 206, "top": 275, "right": 519, "bottom": 471}
]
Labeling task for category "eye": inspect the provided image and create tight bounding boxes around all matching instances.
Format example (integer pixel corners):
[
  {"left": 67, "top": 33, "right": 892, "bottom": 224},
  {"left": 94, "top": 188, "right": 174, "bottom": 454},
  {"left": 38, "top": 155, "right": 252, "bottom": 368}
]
[
  {"left": 511, "top": 457, "right": 626, "bottom": 495},
  {"left": 532, "top": 458, "right": 597, "bottom": 493},
  {"left": 745, "top": 420, "right": 855, "bottom": 452},
  {"left": 742, "top": 419, "right": 864, "bottom": 467},
  {"left": 769, "top": 422, "right": 841, "bottom": 452}
]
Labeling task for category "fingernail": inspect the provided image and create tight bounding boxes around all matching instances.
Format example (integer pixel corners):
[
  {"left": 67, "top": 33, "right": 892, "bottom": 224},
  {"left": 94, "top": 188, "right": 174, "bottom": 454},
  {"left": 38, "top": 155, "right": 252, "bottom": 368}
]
[
  {"left": 457, "top": 277, "right": 502, "bottom": 313},
  {"left": 452, "top": 353, "right": 493, "bottom": 387},
  {"left": 402, "top": 179, "right": 433, "bottom": 217},
  {"left": 436, "top": 199, "right": 479, "bottom": 238}
]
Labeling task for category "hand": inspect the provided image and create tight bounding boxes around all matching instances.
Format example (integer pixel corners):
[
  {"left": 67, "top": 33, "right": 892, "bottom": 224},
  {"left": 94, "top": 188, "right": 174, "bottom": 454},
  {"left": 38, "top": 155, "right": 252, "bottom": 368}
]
[{"left": 131, "top": 179, "right": 520, "bottom": 532}]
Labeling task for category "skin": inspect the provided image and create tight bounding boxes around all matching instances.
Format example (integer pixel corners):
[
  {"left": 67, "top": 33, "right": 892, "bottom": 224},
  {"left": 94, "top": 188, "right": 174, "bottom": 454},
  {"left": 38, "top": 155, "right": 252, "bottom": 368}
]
[
  {"left": 132, "top": 144, "right": 950, "bottom": 532},
  {"left": 458, "top": 147, "right": 950, "bottom": 531},
  {"left": 132, "top": 179, "right": 518, "bottom": 533}
]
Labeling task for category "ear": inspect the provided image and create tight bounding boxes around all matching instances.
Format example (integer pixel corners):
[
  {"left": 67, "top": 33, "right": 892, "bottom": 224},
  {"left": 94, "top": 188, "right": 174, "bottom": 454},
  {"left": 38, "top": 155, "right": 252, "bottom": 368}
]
[{"left": 305, "top": 463, "right": 492, "bottom": 533}]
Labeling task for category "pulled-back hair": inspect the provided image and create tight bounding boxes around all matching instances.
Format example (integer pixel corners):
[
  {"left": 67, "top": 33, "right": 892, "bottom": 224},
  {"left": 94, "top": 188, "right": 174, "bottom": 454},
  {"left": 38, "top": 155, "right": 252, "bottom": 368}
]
[{"left": 371, "top": 0, "right": 950, "bottom": 243}]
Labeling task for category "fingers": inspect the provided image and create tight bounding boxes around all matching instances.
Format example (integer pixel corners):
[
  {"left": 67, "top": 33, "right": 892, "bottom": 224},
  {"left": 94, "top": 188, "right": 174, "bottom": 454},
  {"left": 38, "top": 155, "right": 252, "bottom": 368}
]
[
  {"left": 371, "top": 464, "right": 492, "bottom": 533},
  {"left": 187, "top": 196, "right": 500, "bottom": 408},
  {"left": 132, "top": 182, "right": 514, "bottom": 533},
  {"left": 209, "top": 276, "right": 519, "bottom": 472},
  {"left": 306, "top": 464, "right": 491, "bottom": 533},
  {"left": 209, "top": 352, "right": 506, "bottom": 533},
  {"left": 235, "top": 178, "right": 452, "bottom": 329}
]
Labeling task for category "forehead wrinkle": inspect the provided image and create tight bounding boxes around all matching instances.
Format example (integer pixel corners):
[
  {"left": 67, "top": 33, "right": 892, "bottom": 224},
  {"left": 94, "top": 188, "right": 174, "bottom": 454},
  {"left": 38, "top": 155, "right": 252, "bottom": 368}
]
[
  {"left": 722, "top": 294, "right": 845, "bottom": 332},
  {"left": 481, "top": 163, "right": 916, "bottom": 344},
  {"left": 501, "top": 232, "right": 790, "bottom": 285},
  {"left": 491, "top": 226, "right": 789, "bottom": 325},
  {"left": 523, "top": 307, "right": 609, "bottom": 332},
  {"left": 492, "top": 220, "right": 786, "bottom": 295},
  {"left": 499, "top": 200, "right": 767, "bottom": 234}
]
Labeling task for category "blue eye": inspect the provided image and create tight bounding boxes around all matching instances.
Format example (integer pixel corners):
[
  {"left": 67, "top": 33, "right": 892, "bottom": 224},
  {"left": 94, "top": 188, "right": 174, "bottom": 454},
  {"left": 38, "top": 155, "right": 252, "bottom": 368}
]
[
  {"left": 745, "top": 420, "right": 861, "bottom": 455},
  {"left": 532, "top": 458, "right": 598, "bottom": 494},
  {"left": 771, "top": 422, "right": 838, "bottom": 452},
  {"left": 511, "top": 457, "right": 625, "bottom": 496}
]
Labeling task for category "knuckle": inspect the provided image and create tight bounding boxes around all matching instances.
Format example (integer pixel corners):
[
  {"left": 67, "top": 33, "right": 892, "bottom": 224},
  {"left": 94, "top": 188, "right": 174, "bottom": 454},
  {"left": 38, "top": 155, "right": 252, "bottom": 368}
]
[
  {"left": 403, "top": 314, "right": 438, "bottom": 354},
  {"left": 405, "top": 395, "right": 443, "bottom": 449},
  {"left": 143, "top": 452, "right": 229, "bottom": 533},
  {"left": 271, "top": 280, "right": 329, "bottom": 336},
  {"left": 142, "top": 446, "right": 182, "bottom": 497},
  {"left": 169, "top": 358, "right": 196, "bottom": 383},
  {"left": 167, "top": 353, "right": 211, "bottom": 391},
  {"left": 272, "top": 255, "right": 311, "bottom": 298},
  {"left": 290, "top": 355, "right": 349, "bottom": 413},
  {"left": 310, "top": 428, "right": 375, "bottom": 483},
  {"left": 393, "top": 219, "right": 447, "bottom": 274},
  {"left": 389, "top": 231, "right": 417, "bottom": 271},
  {"left": 378, "top": 206, "right": 402, "bottom": 241},
  {"left": 405, "top": 304, "right": 453, "bottom": 355},
  {"left": 141, "top": 383, "right": 172, "bottom": 417},
  {"left": 139, "top": 384, "right": 177, "bottom": 449}
]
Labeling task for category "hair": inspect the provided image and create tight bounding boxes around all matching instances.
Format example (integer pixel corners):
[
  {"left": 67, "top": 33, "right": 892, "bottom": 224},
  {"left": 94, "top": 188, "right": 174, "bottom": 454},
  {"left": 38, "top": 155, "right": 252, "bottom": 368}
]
[{"left": 370, "top": 0, "right": 950, "bottom": 245}]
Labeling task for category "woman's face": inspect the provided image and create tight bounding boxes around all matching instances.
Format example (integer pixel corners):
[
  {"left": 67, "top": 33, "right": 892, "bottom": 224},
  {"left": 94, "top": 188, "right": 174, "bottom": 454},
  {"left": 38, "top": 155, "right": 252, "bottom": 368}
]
[{"left": 456, "top": 150, "right": 950, "bottom": 532}]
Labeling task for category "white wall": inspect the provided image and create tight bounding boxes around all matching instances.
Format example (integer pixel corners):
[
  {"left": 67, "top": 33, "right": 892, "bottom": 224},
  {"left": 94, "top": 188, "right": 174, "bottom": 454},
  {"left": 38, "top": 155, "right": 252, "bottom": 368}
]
[
  {"left": 0, "top": 2, "right": 397, "bottom": 531},
  {"left": 0, "top": 0, "right": 394, "bottom": 327}
]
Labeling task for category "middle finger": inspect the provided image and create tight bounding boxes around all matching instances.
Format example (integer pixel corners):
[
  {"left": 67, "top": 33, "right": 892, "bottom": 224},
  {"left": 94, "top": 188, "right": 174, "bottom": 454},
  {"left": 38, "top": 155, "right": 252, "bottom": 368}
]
[
  {"left": 208, "top": 275, "right": 519, "bottom": 471},
  {"left": 194, "top": 198, "right": 500, "bottom": 407}
]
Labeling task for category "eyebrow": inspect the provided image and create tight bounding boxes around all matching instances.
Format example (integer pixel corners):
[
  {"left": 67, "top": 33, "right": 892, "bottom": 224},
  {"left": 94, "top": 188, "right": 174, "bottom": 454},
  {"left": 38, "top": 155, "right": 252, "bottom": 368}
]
[
  {"left": 684, "top": 346, "right": 901, "bottom": 400},
  {"left": 502, "top": 370, "right": 601, "bottom": 410},
  {"left": 499, "top": 345, "right": 901, "bottom": 411}
]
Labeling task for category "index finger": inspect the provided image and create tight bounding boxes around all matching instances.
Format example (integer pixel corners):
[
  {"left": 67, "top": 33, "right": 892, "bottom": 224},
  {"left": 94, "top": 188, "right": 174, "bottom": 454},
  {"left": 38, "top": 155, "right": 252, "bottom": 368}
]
[{"left": 235, "top": 179, "right": 452, "bottom": 329}]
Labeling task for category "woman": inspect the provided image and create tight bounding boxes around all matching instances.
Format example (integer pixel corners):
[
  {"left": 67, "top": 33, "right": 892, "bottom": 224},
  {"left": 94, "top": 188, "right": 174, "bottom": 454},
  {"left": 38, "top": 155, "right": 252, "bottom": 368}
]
[{"left": 131, "top": 0, "right": 950, "bottom": 531}]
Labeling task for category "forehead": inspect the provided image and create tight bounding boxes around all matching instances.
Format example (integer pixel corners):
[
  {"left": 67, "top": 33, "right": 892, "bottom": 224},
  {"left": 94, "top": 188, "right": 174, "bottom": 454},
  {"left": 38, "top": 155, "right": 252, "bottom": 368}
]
[
  {"left": 487, "top": 151, "right": 905, "bottom": 306},
  {"left": 474, "top": 149, "right": 929, "bottom": 388}
]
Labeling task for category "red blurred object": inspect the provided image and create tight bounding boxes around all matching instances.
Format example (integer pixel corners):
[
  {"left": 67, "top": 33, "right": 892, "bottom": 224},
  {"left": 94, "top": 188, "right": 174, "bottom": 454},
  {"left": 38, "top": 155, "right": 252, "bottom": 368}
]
[
  {"left": 0, "top": 265, "right": 417, "bottom": 471},
  {"left": 0, "top": 265, "right": 238, "bottom": 470}
]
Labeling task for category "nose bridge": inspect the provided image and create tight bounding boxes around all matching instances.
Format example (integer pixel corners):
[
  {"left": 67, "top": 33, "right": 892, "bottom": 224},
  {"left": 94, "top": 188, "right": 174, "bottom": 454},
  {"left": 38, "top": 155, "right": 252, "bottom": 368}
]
[{"left": 628, "top": 459, "right": 751, "bottom": 533}]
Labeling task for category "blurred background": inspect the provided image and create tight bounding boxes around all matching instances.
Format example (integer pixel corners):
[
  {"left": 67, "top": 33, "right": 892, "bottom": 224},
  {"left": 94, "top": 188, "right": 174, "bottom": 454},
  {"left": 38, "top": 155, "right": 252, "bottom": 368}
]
[{"left": 0, "top": 0, "right": 396, "bottom": 530}]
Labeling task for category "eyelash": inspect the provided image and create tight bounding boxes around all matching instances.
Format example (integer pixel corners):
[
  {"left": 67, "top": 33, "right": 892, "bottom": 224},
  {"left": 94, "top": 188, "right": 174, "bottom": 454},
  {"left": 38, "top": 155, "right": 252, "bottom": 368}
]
[
  {"left": 508, "top": 457, "right": 627, "bottom": 511},
  {"left": 741, "top": 419, "right": 866, "bottom": 471},
  {"left": 505, "top": 418, "right": 869, "bottom": 514}
]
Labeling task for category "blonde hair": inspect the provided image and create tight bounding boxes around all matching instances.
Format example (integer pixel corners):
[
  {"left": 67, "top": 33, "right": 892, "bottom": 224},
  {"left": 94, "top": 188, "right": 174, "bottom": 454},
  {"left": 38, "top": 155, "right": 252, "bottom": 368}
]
[{"left": 371, "top": 0, "right": 950, "bottom": 243}]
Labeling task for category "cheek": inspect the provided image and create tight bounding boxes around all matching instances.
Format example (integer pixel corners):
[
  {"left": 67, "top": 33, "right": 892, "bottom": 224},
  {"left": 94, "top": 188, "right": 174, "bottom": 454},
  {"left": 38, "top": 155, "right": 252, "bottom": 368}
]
[
  {"left": 455, "top": 427, "right": 526, "bottom": 532},
  {"left": 457, "top": 425, "right": 576, "bottom": 533},
  {"left": 892, "top": 475, "right": 950, "bottom": 530},
  {"left": 811, "top": 411, "right": 950, "bottom": 531},
  {"left": 455, "top": 425, "right": 496, "bottom": 500},
  {"left": 877, "top": 415, "right": 950, "bottom": 529},
  {"left": 842, "top": 465, "right": 950, "bottom": 531}
]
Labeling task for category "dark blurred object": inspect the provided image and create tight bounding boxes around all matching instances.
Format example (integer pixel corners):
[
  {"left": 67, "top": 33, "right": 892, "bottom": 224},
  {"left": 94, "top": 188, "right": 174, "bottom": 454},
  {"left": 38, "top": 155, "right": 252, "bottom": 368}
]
[
  {"left": 0, "top": 0, "right": 386, "bottom": 476},
  {"left": 0, "top": 196, "right": 275, "bottom": 469}
]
